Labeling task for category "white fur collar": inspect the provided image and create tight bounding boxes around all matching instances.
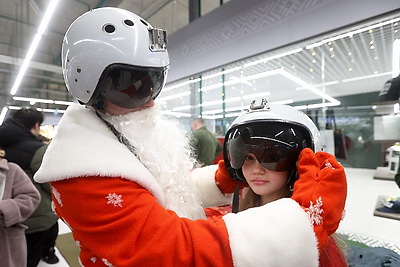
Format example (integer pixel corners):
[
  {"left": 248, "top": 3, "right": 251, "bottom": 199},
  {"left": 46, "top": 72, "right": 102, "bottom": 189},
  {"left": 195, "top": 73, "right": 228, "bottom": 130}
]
[{"left": 34, "top": 104, "right": 165, "bottom": 205}]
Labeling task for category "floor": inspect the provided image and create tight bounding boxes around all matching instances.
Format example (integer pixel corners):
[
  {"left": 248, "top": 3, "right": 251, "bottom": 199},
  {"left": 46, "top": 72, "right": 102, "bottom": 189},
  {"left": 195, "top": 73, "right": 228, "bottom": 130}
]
[{"left": 38, "top": 167, "right": 400, "bottom": 267}]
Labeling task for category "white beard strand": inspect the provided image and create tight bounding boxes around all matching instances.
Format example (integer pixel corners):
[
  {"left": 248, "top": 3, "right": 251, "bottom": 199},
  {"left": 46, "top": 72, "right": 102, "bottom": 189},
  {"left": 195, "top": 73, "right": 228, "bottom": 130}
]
[{"left": 104, "top": 105, "right": 206, "bottom": 220}]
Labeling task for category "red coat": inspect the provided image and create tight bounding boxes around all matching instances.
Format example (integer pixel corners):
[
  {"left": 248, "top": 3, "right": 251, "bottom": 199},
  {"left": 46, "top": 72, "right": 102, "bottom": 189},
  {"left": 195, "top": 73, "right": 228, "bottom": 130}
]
[{"left": 35, "top": 104, "right": 320, "bottom": 266}]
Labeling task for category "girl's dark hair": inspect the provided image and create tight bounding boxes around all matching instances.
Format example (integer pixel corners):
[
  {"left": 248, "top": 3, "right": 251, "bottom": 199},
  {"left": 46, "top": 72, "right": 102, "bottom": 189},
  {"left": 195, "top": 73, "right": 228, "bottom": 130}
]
[{"left": 12, "top": 107, "right": 44, "bottom": 130}]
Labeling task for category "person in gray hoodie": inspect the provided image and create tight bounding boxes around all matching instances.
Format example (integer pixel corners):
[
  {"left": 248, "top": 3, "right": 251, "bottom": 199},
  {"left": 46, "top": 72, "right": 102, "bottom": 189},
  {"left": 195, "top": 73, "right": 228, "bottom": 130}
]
[
  {"left": 0, "top": 107, "right": 59, "bottom": 266},
  {"left": 0, "top": 147, "right": 40, "bottom": 267}
]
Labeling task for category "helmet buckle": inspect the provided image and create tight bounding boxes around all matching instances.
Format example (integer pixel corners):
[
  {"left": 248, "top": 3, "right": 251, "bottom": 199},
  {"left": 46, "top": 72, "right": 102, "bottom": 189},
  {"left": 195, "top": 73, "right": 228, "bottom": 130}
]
[{"left": 149, "top": 28, "right": 167, "bottom": 52}]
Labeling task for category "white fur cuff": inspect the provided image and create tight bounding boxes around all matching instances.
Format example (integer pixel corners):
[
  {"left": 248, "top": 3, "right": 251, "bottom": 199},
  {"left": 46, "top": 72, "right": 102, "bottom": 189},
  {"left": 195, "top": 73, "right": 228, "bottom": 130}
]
[
  {"left": 190, "top": 165, "right": 233, "bottom": 208},
  {"left": 223, "top": 198, "right": 318, "bottom": 267}
]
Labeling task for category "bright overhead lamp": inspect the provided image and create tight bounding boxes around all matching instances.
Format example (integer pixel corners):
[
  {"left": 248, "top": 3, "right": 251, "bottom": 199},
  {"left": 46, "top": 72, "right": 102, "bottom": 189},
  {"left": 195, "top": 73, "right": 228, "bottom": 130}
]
[
  {"left": 9, "top": 0, "right": 61, "bottom": 96},
  {"left": 243, "top": 48, "right": 303, "bottom": 68},
  {"left": 7, "top": 105, "right": 66, "bottom": 114},
  {"left": 201, "top": 66, "right": 243, "bottom": 81},
  {"left": 0, "top": 107, "right": 9, "bottom": 124},
  {"left": 13, "top": 96, "right": 74, "bottom": 106},
  {"left": 163, "top": 78, "right": 201, "bottom": 92},
  {"left": 156, "top": 91, "right": 191, "bottom": 102}
]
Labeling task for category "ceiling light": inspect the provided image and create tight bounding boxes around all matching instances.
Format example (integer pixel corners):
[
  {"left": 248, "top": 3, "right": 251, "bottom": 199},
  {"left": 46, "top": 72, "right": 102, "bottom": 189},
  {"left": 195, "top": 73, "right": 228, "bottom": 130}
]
[
  {"left": 243, "top": 48, "right": 303, "bottom": 68},
  {"left": 156, "top": 91, "right": 191, "bottom": 102},
  {"left": 7, "top": 105, "right": 66, "bottom": 114},
  {"left": 10, "top": 0, "right": 61, "bottom": 95},
  {"left": 201, "top": 66, "right": 242, "bottom": 81},
  {"left": 0, "top": 107, "right": 9, "bottom": 124},
  {"left": 342, "top": 72, "right": 391, "bottom": 82},
  {"left": 13, "top": 96, "right": 74, "bottom": 106},
  {"left": 164, "top": 78, "right": 201, "bottom": 92}
]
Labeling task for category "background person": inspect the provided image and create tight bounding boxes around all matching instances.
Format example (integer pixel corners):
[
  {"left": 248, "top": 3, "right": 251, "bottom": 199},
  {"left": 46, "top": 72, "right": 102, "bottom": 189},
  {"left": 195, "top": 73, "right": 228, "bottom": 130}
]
[
  {"left": 34, "top": 7, "right": 347, "bottom": 266},
  {"left": 0, "top": 147, "right": 41, "bottom": 267},
  {"left": 0, "top": 107, "right": 59, "bottom": 266},
  {"left": 190, "top": 117, "right": 223, "bottom": 167},
  {"left": 223, "top": 101, "right": 348, "bottom": 266}
]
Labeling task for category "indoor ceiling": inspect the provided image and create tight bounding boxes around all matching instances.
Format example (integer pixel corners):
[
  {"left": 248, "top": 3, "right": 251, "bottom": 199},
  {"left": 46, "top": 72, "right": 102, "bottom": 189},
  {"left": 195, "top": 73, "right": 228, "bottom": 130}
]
[
  {"left": 0, "top": 0, "right": 399, "bottom": 120},
  {"left": 160, "top": 12, "right": 400, "bottom": 119},
  {"left": 0, "top": 0, "right": 198, "bottom": 116}
]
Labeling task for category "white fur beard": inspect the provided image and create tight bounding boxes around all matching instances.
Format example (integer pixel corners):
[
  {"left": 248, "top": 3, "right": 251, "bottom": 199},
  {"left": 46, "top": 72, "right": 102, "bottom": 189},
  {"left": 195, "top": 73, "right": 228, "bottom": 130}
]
[{"left": 104, "top": 105, "right": 206, "bottom": 220}]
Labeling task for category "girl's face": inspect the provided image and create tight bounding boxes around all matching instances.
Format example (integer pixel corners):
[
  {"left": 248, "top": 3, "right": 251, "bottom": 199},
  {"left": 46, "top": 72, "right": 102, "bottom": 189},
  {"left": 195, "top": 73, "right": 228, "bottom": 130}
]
[{"left": 241, "top": 153, "right": 289, "bottom": 205}]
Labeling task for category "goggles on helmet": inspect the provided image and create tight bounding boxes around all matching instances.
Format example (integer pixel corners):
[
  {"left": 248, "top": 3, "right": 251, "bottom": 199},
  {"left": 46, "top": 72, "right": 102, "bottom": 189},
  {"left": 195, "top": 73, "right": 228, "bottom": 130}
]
[
  {"left": 225, "top": 122, "right": 312, "bottom": 173},
  {"left": 90, "top": 63, "right": 168, "bottom": 109}
]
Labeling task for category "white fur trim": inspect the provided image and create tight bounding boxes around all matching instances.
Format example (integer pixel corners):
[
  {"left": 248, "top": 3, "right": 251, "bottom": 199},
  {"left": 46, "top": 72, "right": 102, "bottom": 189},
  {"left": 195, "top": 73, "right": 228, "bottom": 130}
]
[
  {"left": 34, "top": 105, "right": 165, "bottom": 204},
  {"left": 190, "top": 164, "right": 232, "bottom": 208},
  {"left": 223, "top": 198, "right": 318, "bottom": 267}
]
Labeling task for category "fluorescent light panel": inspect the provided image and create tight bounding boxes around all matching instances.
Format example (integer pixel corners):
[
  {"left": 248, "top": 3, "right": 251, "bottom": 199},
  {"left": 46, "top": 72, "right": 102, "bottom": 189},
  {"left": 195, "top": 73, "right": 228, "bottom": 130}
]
[
  {"left": 243, "top": 48, "right": 303, "bottom": 68},
  {"left": 13, "top": 96, "right": 74, "bottom": 106},
  {"left": 10, "top": 0, "right": 61, "bottom": 96},
  {"left": 7, "top": 105, "right": 66, "bottom": 114},
  {"left": 0, "top": 107, "right": 9, "bottom": 124}
]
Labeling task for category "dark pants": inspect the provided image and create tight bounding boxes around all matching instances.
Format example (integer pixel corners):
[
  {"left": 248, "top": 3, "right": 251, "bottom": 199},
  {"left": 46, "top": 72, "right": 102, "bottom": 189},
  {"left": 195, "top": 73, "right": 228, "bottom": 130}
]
[{"left": 26, "top": 222, "right": 59, "bottom": 267}]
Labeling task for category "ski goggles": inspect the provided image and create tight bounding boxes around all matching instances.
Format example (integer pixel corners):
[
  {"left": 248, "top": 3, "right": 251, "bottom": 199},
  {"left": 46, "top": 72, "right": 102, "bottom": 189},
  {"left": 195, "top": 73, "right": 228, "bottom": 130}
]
[
  {"left": 94, "top": 64, "right": 168, "bottom": 109},
  {"left": 225, "top": 122, "right": 310, "bottom": 172}
]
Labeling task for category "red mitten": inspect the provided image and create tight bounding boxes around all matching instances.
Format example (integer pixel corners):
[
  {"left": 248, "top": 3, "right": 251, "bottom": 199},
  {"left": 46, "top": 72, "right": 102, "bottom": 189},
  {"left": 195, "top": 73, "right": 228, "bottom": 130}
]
[
  {"left": 291, "top": 148, "right": 347, "bottom": 252},
  {"left": 215, "top": 160, "right": 248, "bottom": 194}
]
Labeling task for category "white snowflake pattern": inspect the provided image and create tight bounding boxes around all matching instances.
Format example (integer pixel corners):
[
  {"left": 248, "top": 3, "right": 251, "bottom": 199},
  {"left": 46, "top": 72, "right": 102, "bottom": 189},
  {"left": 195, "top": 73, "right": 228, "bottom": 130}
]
[
  {"left": 305, "top": 196, "right": 324, "bottom": 225},
  {"left": 324, "top": 160, "right": 335, "bottom": 169},
  {"left": 102, "top": 258, "right": 114, "bottom": 267},
  {"left": 52, "top": 186, "right": 63, "bottom": 206},
  {"left": 105, "top": 193, "right": 123, "bottom": 207}
]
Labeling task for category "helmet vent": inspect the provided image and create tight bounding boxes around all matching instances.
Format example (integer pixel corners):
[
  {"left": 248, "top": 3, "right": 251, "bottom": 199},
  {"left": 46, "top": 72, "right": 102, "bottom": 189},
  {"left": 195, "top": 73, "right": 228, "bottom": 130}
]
[
  {"left": 103, "top": 24, "right": 116, "bottom": 34},
  {"left": 76, "top": 68, "right": 81, "bottom": 73},
  {"left": 140, "top": 19, "right": 148, "bottom": 26},
  {"left": 123, "top": 19, "right": 134, "bottom": 27}
]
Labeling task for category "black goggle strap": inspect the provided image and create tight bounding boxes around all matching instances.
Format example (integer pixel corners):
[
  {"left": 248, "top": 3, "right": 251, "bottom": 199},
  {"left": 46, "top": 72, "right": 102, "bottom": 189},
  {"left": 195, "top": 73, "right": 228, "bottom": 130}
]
[
  {"left": 231, "top": 184, "right": 241, "bottom": 214},
  {"left": 94, "top": 110, "right": 139, "bottom": 159}
]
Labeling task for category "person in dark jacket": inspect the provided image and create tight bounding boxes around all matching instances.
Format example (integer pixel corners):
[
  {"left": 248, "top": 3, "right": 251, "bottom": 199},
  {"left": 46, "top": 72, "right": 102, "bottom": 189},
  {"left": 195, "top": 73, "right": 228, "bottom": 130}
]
[
  {"left": 190, "top": 118, "right": 223, "bottom": 167},
  {"left": 0, "top": 107, "right": 59, "bottom": 266}
]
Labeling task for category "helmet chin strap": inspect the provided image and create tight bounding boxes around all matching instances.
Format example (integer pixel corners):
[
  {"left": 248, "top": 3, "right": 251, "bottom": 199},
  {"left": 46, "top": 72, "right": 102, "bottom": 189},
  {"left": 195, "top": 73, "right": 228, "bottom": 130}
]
[
  {"left": 286, "top": 168, "right": 298, "bottom": 192},
  {"left": 231, "top": 184, "right": 241, "bottom": 214}
]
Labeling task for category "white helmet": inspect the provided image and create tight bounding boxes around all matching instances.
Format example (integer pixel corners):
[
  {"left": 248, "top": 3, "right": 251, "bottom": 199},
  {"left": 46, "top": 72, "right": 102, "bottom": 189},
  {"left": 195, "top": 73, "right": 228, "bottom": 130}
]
[
  {"left": 62, "top": 7, "right": 169, "bottom": 109},
  {"left": 223, "top": 98, "right": 322, "bottom": 182}
]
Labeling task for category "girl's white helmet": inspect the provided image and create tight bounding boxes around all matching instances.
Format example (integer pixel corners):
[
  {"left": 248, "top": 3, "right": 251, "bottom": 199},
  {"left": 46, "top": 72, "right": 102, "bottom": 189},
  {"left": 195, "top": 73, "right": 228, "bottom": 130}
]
[
  {"left": 223, "top": 99, "right": 322, "bottom": 182},
  {"left": 62, "top": 7, "right": 169, "bottom": 109}
]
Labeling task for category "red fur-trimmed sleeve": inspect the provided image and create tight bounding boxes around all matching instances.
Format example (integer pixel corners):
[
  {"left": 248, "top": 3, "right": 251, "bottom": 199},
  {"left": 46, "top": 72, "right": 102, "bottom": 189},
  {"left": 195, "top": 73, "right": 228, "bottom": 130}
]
[{"left": 50, "top": 177, "right": 233, "bottom": 267}]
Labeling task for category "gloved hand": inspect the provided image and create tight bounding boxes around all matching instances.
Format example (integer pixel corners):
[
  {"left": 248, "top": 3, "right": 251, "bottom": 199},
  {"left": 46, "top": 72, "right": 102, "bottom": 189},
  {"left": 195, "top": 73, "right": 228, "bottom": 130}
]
[
  {"left": 215, "top": 160, "right": 248, "bottom": 194},
  {"left": 291, "top": 148, "right": 347, "bottom": 252}
]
